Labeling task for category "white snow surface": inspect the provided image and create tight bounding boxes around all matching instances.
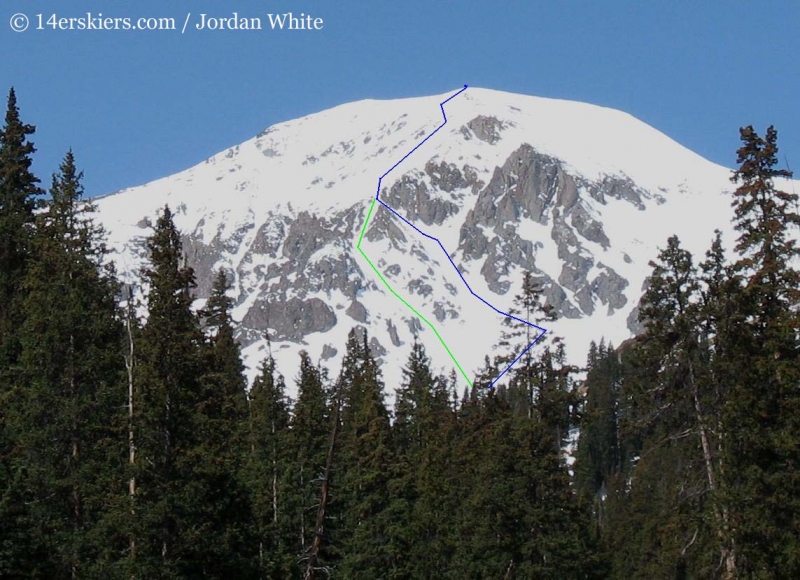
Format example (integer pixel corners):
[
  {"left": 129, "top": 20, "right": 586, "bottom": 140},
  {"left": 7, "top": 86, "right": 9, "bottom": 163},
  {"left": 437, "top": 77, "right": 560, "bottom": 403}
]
[{"left": 94, "top": 87, "right": 800, "bottom": 398}]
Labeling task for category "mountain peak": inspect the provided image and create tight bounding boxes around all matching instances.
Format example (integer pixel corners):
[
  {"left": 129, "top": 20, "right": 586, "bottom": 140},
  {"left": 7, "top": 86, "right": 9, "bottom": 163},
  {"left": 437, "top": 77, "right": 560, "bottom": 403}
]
[{"left": 94, "top": 88, "right": 766, "bottom": 394}]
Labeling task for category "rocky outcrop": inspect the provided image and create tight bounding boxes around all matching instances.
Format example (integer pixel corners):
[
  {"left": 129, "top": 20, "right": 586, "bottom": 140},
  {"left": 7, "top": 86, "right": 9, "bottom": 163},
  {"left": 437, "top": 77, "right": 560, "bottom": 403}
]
[
  {"left": 592, "top": 265, "right": 629, "bottom": 314},
  {"left": 346, "top": 299, "right": 368, "bottom": 323},
  {"left": 425, "top": 161, "right": 472, "bottom": 193},
  {"left": 243, "top": 296, "right": 337, "bottom": 341},
  {"left": 462, "top": 116, "right": 505, "bottom": 144},
  {"left": 381, "top": 175, "right": 460, "bottom": 226},
  {"left": 151, "top": 132, "right": 651, "bottom": 358},
  {"left": 386, "top": 319, "right": 403, "bottom": 346}
]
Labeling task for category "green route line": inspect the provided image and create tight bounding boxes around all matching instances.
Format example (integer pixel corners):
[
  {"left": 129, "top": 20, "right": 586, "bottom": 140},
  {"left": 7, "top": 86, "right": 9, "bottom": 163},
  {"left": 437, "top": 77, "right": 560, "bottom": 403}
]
[{"left": 356, "top": 197, "right": 474, "bottom": 387}]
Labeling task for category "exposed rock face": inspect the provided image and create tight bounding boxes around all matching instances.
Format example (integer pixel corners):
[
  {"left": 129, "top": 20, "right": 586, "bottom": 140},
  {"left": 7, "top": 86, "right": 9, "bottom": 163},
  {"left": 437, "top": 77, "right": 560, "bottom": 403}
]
[
  {"left": 369, "top": 336, "right": 387, "bottom": 357},
  {"left": 346, "top": 299, "right": 368, "bottom": 323},
  {"left": 242, "top": 296, "right": 337, "bottom": 341},
  {"left": 592, "top": 265, "right": 629, "bottom": 314},
  {"left": 386, "top": 319, "right": 403, "bottom": 346},
  {"left": 453, "top": 144, "right": 633, "bottom": 318},
  {"left": 381, "top": 175, "right": 460, "bottom": 226},
  {"left": 321, "top": 344, "right": 338, "bottom": 359},
  {"left": 164, "top": 139, "right": 647, "bottom": 348},
  {"left": 424, "top": 160, "right": 482, "bottom": 193},
  {"left": 627, "top": 305, "right": 645, "bottom": 336},
  {"left": 462, "top": 145, "right": 581, "bottom": 228},
  {"left": 92, "top": 87, "right": 748, "bottom": 395},
  {"left": 462, "top": 115, "right": 505, "bottom": 144}
]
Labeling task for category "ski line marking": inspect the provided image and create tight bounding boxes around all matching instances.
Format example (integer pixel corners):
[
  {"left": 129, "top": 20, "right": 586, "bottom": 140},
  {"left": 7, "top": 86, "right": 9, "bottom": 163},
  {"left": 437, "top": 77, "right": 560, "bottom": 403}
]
[{"left": 356, "top": 84, "right": 548, "bottom": 389}]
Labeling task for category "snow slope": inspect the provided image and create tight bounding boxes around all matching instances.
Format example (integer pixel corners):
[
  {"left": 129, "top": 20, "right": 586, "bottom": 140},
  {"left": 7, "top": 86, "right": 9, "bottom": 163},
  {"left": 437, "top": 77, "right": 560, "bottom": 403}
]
[{"left": 94, "top": 87, "right": 799, "bottom": 397}]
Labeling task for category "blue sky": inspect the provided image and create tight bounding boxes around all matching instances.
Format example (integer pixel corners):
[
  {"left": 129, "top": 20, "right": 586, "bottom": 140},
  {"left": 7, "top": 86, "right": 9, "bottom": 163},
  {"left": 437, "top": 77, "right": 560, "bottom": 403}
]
[{"left": 1, "top": 0, "right": 798, "bottom": 196}]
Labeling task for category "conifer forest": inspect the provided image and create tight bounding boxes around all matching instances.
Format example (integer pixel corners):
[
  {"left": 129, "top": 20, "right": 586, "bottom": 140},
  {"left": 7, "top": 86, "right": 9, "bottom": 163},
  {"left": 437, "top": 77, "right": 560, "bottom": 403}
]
[{"left": 1, "top": 87, "right": 798, "bottom": 579}]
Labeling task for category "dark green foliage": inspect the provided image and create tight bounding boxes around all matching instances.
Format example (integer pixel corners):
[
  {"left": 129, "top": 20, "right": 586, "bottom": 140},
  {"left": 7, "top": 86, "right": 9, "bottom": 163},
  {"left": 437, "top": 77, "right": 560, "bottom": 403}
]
[
  {"left": 390, "top": 337, "right": 454, "bottom": 578},
  {"left": 0, "top": 90, "right": 797, "bottom": 579},
  {"left": 10, "top": 151, "right": 125, "bottom": 576},
  {"left": 193, "top": 268, "right": 255, "bottom": 576},
  {"left": 130, "top": 205, "right": 207, "bottom": 577},
  {"left": 574, "top": 341, "right": 622, "bottom": 504},
  {"left": 247, "top": 349, "right": 294, "bottom": 578},
  {"left": 0, "top": 88, "right": 43, "bottom": 576},
  {"left": 722, "top": 125, "right": 800, "bottom": 577},
  {"left": 0, "top": 87, "right": 42, "bottom": 369},
  {"left": 288, "top": 351, "right": 331, "bottom": 566},
  {"left": 334, "top": 329, "right": 398, "bottom": 578}
]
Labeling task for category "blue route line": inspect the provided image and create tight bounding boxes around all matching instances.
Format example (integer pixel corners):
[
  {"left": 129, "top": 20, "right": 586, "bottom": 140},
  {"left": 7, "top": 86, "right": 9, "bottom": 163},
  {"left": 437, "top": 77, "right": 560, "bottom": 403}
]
[{"left": 371, "top": 84, "right": 548, "bottom": 389}]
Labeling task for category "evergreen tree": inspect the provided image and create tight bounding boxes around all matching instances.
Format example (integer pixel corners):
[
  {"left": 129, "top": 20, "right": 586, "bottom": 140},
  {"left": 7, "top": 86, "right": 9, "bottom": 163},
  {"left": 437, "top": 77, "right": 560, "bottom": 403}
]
[
  {"left": 193, "top": 268, "right": 255, "bottom": 576},
  {"left": 334, "top": 328, "right": 397, "bottom": 578},
  {"left": 289, "top": 351, "right": 331, "bottom": 566},
  {"left": 391, "top": 337, "right": 453, "bottom": 578},
  {"left": 605, "top": 235, "right": 733, "bottom": 578},
  {"left": 393, "top": 335, "right": 448, "bottom": 456},
  {"left": 494, "top": 271, "right": 555, "bottom": 412},
  {"left": 0, "top": 87, "right": 41, "bottom": 368},
  {"left": 450, "top": 387, "right": 599, "bottom": 578},
  {"left": 0, "top": 88, "right": 42, "bottom": 575},
  {"left": 574, "top": 341, "right": 622, "bottom": 506},
  {"left": 723, "top": 125, "right": 800, "bottom": 576},
  {"left": 248, "top": 349, "right": 293, "bottom": 578},
  {"left": 12, "top": 151, "right": 125, "bottom": 576},
  {"left": 130, "top": 205, "right": 206, "bottom": 577}
]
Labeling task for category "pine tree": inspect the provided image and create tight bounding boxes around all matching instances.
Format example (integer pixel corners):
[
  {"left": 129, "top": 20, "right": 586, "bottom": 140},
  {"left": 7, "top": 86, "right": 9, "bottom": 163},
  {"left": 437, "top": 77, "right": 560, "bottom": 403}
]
[
  {"left": 390, "top": 337, "right": 453, "bottom": 578},
  {"left": 574, "top": 341, "right": 622, "bottom": 507},
  {"left": 0, "top": 87, "right": 41, "bottom": 368},
  {"left": 449, "top": 386, "right": 599, "bottom": 578},
  {"left": 494, "top": 271, "right": 555, "bottom": 406},
  {"left": 723, "top": 125, "right": 800, "bottom": 576},
  {"left": 192, "top": 268, "right": 255, "bottom": 576},
  {"left": 131, "top": 205, "right": 205, "bottom": 577},
  {"left": 0, "top": 88, "right": 42, "bottom": 576},
  {"left": 393, "top": 334, "right": 446, "bottom": 456},
  {"left": 334, "top": 328, "right": 397, "bottom": 578},
  {"left": 248, "top": 349, "right": 293, "bottom": 578},
  {"left": 288, "top": 351, "right": 330, "bottom": 566},
  {"left": 607, "top": 235, "right": 732, "bottom": 577},
  {"left": 11, "top": 151, "right": 125, "bottom": 576}
]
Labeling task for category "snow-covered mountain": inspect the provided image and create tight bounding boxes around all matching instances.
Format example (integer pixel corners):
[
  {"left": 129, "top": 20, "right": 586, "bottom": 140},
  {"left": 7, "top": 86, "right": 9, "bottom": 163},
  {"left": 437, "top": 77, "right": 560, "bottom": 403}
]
[{"left": 93, "top": 87, "right": 796, "bottom": 395}]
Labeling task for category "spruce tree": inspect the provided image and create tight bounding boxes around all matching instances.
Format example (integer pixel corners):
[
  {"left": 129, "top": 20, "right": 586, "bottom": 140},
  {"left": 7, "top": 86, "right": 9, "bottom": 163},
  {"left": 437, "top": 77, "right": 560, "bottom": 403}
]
[
  {"left": 193, "top": 268, "right": 255, "bottom": 576},
  {"left": 12, "top": 151, "right": 125, "bottom": 576},
  {"left": 391, "top": 337, "right": 453, "bottom": 578},
  {"left": 0, "top": 88, "right": 42, "bottom": 575},
  {"left": 248, "top": 349, "right": 293, "bottom": 578},
  {"left": 334, "top": 328, "right": 397, "bottom": 578},
  {"left": 288, "top": 351, "right": 330, "bottom": 565},
  {"left": 606, "top": 235, "right": 732, "bottom": 577},
  {"left": 0, "top": 87, "right": 41, "bottom": 368},
  {"left": 574, "top": 341, "right": 622, "bottom": 506},
  {"left": 131, "top": 205, "right": 205, "bottom": 577},
  {"left": 494, "top": 271, "right": 555, "bottom": 411},
  {"left": 723, "top": 125, "right": 800, "bottom": 576}
]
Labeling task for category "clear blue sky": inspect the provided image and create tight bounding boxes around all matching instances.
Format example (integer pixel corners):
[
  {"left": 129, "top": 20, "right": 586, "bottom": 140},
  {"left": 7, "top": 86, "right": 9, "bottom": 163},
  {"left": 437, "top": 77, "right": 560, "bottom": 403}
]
[{"left": 2, "top": 0, "right": 798, "bottom": 196}]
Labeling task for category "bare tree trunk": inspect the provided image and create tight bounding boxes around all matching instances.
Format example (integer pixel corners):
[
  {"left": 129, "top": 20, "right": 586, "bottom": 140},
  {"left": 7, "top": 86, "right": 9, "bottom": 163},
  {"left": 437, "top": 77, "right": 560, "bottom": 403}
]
[
  {"left": 272, "top": 418, "right": 278, "bottom": 526},
  {"left": 304, "top": 392, "right": 341, "bottom": 580},
  {"left": 71, "top": 437, "right": 80, "bottom": 580},
  {"left": 503, "top": 559, "right": 515, "bottom": 580},
  {"left": 688, "top": 359, "right": 735, "bottom": 578},
  {"left": 300, "top": 465, "right": 305, "bottom": 551},
  {"left": 124, "top": 301, "right": 137, "bottom": 565},
  {"left": 68, "top": 329, "right": 81, "bottom": 580}
]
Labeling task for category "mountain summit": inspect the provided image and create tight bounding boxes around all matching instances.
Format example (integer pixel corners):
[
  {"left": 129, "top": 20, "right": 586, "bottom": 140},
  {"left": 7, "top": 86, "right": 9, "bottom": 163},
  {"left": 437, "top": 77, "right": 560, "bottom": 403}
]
[{"left": 94, "top": 87, "right": 755, "bottom": 391}]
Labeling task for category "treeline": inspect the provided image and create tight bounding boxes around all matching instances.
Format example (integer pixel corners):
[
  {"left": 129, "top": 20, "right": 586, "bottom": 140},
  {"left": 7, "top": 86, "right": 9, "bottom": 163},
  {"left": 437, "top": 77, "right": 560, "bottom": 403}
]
[{"left": 0, "top": 87, "right": 797, "bottom": 579}]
